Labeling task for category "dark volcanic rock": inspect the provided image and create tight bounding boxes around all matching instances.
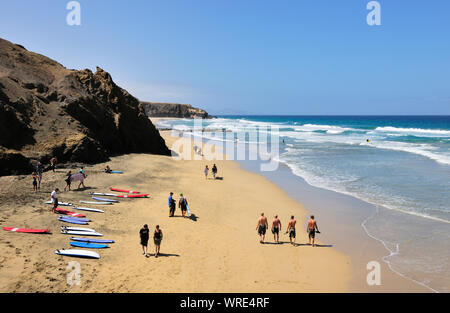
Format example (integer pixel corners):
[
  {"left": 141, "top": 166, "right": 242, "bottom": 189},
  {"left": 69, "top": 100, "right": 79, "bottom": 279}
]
[
  {"left": 0, "top": 38, "right": 170, "bottom": 176},
  {"left": 141, "top": 101, "right": 211, "bottom": 118}
]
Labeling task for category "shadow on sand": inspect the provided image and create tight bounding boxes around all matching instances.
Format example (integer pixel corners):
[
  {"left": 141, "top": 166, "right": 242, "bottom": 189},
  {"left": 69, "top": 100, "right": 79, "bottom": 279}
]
[{"left": 148, "top": 252, "right": 180, "bottom": 258}]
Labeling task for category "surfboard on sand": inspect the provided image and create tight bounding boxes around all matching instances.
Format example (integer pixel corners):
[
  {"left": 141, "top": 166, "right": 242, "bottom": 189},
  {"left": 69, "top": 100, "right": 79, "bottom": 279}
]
[
  {"left": 89, "top": 192, "right": 118, "bottom": 197},
  {"left": 80, "top": 201, "right": 113, "bottom": 205},
  {"left": 70, "top": 237, "right": 114, "bottom": 244},
  {"left": 61, "top": 230, "right": 103, "bottom": 236},
  {"left": 102, "top": 170, "right": 123, "bottom": 174},
  {"left": 92, "top": 197, "right": 119, "bottom": 203},
  {"left": 55, "top": 208, "right": 86, "bottom": 218},
  {"left": 54, "top": 249, "right": 100, "bottom": 259},
  {"left": 70, "top": 241, "right": 108, "bottom": 249},
  {"left": 3, "top": 227, "right": 50, "bottom": 234},
  {"left": 58, "top": 216, "right": 89, "bottom": 225},
  {"left": 110, "top": 188, "right": 140, "bottom": 194},
  {"left": 117, "top": 194, "right": 149, "bottom": 198},
  {"left": 57, "top": 215, "right": 90, "bottom": 222},
  {"left": 45, "top": 201, "right": 73, "bottom": 206},
  {"left": 72, "top": 207, "right": 104, "bottom": 213},
  {"left": 61, "top": 226, "right": 96, "bottom": 232}
]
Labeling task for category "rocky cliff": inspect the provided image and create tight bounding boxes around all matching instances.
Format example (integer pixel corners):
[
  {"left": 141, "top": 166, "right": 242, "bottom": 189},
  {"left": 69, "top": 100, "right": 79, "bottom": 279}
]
[
  {"left": 0, "top": 38, "right": 171, "bottom": 176},
  {"left": 141, "top": 102, "right": 211, "bottom": 118}
]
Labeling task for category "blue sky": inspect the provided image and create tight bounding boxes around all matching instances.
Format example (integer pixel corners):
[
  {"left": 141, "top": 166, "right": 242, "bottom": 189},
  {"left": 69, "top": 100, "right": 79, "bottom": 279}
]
[{"left": 0, "top": 0, "right": 449, "bottom": 115}]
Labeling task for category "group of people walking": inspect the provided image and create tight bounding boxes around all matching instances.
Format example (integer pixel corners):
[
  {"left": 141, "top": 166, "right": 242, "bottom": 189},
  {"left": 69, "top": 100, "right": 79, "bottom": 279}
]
[
  {"left": 204, "top": 164, "right": 218, "bottom": 180},
  {"left": 140, "top": 224, "right": 163, "bottom": 258},
  {"left": 168, "top": 192, "right": 190, "bottom": 218},
  {"left": 256, "top": 213, "right": 320, "bottom": 246}
]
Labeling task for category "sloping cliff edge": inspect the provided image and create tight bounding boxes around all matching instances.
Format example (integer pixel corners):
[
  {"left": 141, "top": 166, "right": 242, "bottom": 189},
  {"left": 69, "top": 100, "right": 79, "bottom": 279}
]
[{"left": 0, "top": 38, "right": 171, "bottom": 176}]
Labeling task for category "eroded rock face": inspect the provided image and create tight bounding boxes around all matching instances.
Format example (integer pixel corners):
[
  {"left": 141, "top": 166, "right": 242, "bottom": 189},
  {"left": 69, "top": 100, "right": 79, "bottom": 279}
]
[
  {"left": 0, "top": 38, "right": 170, "bottom": 176},
  {"left": 141, "top": 102, "right": 211, "bottom": 118}
]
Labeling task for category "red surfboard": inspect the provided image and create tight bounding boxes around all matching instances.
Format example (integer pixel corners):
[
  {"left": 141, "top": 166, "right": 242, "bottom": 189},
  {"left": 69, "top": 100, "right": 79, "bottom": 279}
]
[
  {"left": 3, "top": 227, "right": 50, "bottom": 234},
  {"left": 116, "top": 194, "right": 149, "bottom": 198},
  {"left": 55, "top": 208, "right": 86, "bottom": 218},
  {"left": 110, "top": 188, "right": 140, "bottom": 194}
]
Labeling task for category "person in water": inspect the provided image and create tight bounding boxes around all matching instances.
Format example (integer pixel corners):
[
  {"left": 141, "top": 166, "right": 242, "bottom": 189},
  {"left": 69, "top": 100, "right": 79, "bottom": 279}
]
[
  {"left": 153, "top": 225, "right": 163, "bottom": 258},
  {"left": 212, "top": 164, "right": 218, "bottom": 179},
  {"left": 286, "top": 215, "right": 297, "bottom": 246},
  {"left": 271, "top": 214, "right": 282, "bottom": 244},
  {"left": 64, "top": 171, "right": 72, "bottom": 192},
  {"left": 32, "top": 172, "right": 38, "bottom": 192},
  {"left": 168, "top": 192, "right": 176, "bottom": 217},
  {"left": 179, "top": 193, "right": 188, "bottom": 218},
  {"left": 256, "top": 212, "right": 268, "bottom": 243},
  {"left": 140, "top": 224, "right": 150, "bottom": 257},
  {"left": 307, "top": 215, "right": 320, "bottom": 247}
]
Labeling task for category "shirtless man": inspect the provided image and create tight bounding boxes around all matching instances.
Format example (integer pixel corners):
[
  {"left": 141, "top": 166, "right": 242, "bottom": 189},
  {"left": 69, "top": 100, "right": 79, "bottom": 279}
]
[
  {"left": 256, "top": 212, "right": 268, "bottom": 243},
  {"left": 307, "top": 215, "right": 320, "bottom": 247},
  {"left": 286, "top": 215, "right": 296, "bottom": 246},
  {"left": 271, "top": 215, "right": 282, "bottom": 244}
]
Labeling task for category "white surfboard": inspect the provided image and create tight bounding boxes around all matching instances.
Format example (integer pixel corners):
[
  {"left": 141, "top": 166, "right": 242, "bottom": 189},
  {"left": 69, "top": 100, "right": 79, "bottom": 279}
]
[
  {"left": 187, "top": 204, "right": 191, "bottom": 217},
  {"left": 80, "top": 201, "right": 113, "bottom": 205},
  {"left": 61, "top": 230, "right": 103, "bottom": 236},
  {"left": 54, "top": 249, "right": 100, "bottom": 259},
  {"left": 89, "top": 193, "right": 118, "bottom": 197},
  {"left": 45, "top": 201, "right": 73, "bottom": 206},
  {"left": 72, "top": 207, "right": 104, "bottom": 213},
  {"left": 61, "top": 226, "right": 96, "bottom": 232}
]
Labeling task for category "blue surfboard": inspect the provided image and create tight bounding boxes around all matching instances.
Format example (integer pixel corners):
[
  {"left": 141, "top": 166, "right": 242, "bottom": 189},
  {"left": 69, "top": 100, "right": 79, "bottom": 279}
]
[
  {"left": 70, "top": 241, "right": 108, "bottom": 249},
  {"left": 102, "top": 170, "right": 123, "bottom": 174},
  {"left": 92, "top": 197, "right": 119, "bottom": 203},
  {"left": 70, "top": 237, "right": 115, "bottom": 244},
  {"left": 58, "top": 216, "right": 89, "bottom": 225},
  {"left": 58, "top": 215, "right": 90, "bottom": 223}
]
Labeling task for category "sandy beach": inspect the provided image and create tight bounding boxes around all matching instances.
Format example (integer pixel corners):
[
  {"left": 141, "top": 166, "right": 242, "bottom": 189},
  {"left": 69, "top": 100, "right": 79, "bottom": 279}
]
[{"left": 0, "top": 128, "right": 352, "bottom": 293}]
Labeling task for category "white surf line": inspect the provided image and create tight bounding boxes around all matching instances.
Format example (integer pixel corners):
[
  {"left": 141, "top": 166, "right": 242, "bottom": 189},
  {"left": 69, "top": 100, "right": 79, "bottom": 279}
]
[{"left": 361, "top": 205, "right": 439, "bottom": 293}]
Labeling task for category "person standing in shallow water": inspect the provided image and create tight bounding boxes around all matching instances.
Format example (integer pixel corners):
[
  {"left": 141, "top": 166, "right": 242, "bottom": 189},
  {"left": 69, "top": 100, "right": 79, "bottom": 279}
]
[
  {"left": 256, "top": 212, "right": 268, "bottom": 243},
  {"left": 153, "top": 225, "right": 163, "bottom": 258},
  {"left": 140, "top": 224, "right": 150, "bottom": 257}
]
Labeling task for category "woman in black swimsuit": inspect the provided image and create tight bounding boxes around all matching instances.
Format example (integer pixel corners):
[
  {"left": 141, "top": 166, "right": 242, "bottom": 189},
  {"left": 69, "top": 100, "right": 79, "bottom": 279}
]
[{"left": 153, "top": 225, "right": 163, "bottom": 258}]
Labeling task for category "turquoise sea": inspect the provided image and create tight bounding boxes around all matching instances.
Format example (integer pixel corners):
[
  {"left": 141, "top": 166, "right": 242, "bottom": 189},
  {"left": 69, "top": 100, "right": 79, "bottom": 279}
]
[{"left": 157, "top": 116, "right": 450, "bottom": 292}]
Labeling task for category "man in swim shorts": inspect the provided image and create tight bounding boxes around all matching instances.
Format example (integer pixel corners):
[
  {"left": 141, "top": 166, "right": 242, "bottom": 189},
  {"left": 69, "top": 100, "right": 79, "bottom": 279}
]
[
  {"left": 286, "top": 215, "right": 296, "bottom": 246},
  {"left": 256, "top": 212, "right": 268, "bottom": 243},
  {"left": 307, "top": 215, "right": 320, "bottom": 247},
  {"left": 51, "top": 188, "right": 59, "bottom": 213},
  {"left": 271, "top": 214, "right": 282, "bottom": 244},
  {"left": 140, "top": 224, "right": 150, "bottom": 257},
  {"left": 178, "top": 193, "right": 188, "bottom": 218},
  {"left": 168, "top": 192, "right": 176, "bottom": 217}
]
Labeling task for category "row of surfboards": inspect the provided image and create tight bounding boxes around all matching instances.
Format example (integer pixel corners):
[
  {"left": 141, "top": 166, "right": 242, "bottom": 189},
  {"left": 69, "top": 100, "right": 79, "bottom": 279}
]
[{"left": 54, "top": 188, "right": 149, "bottom": 258}]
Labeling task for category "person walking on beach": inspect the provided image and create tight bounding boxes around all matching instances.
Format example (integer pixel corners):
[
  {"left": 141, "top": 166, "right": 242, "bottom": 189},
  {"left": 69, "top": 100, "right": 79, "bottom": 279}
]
[
  {"left": 256, "top": 212, "right": 268, "bottom": 243},
  {"left": 64, "top": 171, "right": 72, "bottom": 192},
  {"left": 140, "top": 224, "right": 150, "bottom": 257},
  {"left": 179, "top": 193, "right": 188, "bottom": 218},
  {"left": 204, "top": 165, "right": 209, "bottom": 180},
  {"left": 153, "top": 225, "right": 163, "bottom": 258},
  {"left": 32, "top": 172, "right": 38, "bottom": 192},
  {"left": 78, "top": 167, "right": 86, "bottom": 189},
  {"left": 307, "top": 215, "right": 320, "bottom": 247},
  {"left": 271, "top": 215, "right": 282, "bottom": 244},
  {"left": 168, "top": 192, "right": 176, "bottom": 217},
  {"left": 286, "top": 216, "right": 297, "bottom": 245},
  {"left": 36, "top": 162, "right": 43, "bottom": 190},
  {"left": 51, "top": 188, "right": 59, "bottom": 213},
  {"left": 212, "top": 164, "right": 218, "bottom": 179},
  {"left": 50, "top": 156, "right": 57, "bottom": 172}
]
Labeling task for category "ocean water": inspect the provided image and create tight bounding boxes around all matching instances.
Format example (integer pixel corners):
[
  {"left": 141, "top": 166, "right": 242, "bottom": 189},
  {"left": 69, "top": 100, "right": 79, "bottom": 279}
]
[{"left": 157, "top": 116, "right": 450, "bottom": 291}]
